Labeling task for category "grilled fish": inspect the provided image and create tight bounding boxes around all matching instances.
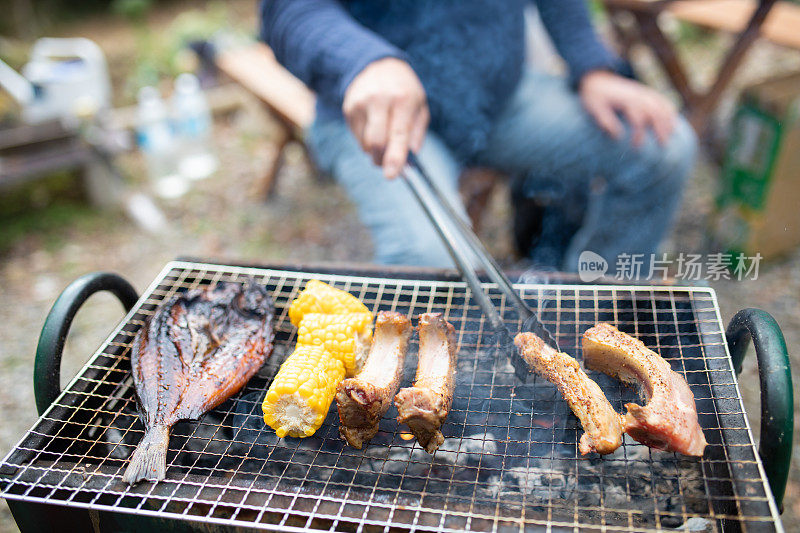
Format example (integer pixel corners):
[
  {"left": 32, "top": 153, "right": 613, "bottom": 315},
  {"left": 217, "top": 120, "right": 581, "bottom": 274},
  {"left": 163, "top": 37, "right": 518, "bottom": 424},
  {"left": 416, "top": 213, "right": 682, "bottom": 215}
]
[
  {"left": 582, "top": 323, "right": 707, "bottom": 456},
  {"left": 123, "top": 281, "right": 274, "bottom": 484}
]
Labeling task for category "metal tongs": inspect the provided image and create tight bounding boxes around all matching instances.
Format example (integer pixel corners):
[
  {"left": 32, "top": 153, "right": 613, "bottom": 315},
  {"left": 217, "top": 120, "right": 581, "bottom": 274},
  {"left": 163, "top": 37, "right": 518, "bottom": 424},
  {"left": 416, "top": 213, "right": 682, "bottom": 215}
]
[{"left": 401, "top": 153, "right": 559, "bottom": 380}]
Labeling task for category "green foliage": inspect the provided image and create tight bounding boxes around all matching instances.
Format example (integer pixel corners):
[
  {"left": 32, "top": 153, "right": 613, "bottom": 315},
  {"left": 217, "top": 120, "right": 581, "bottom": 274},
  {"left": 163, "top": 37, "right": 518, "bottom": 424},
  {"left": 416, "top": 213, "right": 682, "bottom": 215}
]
[
  {"left": 0, "top": 172, "right": 105, "bottom": 253},
  {"left": 673, "top": 21, "right": 715, "bottom": 45},
  {"left": 111, "top": 0, "right": 153, "bottom": 22},
  {"left": 588, "top": 0, "right": 604, "bottom": 16},
  {"left": 123, "top": 2, "right": 235, "bottom": 97},
  {"left": 6, "top": 0, "right": 136, "bottom": 38},
  {"left": 0, "top": 202, "right": 100, "bottom": 253}
]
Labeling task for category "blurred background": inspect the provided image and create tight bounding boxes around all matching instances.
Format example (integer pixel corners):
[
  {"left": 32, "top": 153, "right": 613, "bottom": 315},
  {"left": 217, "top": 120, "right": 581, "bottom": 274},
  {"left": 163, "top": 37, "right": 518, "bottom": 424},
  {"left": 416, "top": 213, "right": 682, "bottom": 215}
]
[{"left": 0, "top": 0, "right": 799, "bottom": 530}]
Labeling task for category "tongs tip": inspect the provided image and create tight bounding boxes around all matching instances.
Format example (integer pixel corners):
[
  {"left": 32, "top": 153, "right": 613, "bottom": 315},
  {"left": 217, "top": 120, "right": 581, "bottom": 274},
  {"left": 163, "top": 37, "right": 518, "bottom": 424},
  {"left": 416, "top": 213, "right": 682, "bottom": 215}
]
[
  {"left": 521, "top": 314, "right": 560, "bottom": 353},
  {"left": 403, "top": 154, "right": 559, "bottom": 383},
  {"left": 491, "top": 328, "right": 533, "bottom": 383},
  {"left": 499, "top": 315, "right": 561, "bottom": 383}
]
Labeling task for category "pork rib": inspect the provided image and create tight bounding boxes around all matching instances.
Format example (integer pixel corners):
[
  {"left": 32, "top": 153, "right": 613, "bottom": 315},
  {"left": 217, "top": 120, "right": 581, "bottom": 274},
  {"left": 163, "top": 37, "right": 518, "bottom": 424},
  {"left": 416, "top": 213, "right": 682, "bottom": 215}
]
[
  {"left": 394, "top": 313, "right": 457, "bottom": 453},
  {"left": 582, "top": 323, "right": 707, "bottom": 456},
  {"left": 514, "top": 332, "right": 623, "bottom": 455},
  {"left": 336, "top": 311, "right": 412, "bottom": 448}
]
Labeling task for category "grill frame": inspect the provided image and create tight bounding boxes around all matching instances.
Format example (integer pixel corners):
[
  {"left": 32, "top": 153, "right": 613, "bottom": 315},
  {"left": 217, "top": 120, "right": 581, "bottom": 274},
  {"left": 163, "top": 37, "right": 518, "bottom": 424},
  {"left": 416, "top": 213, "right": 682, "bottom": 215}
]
[{"left": 0, "top": 260, "right": 785, "bottom": 532}]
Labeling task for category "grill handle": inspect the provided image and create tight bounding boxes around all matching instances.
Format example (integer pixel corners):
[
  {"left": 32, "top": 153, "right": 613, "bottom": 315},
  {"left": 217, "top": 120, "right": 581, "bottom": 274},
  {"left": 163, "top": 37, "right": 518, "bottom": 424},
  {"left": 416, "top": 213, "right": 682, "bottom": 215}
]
[
  {"left": 726, "top": 308, "right": 793, "bottom": 512},
  {"left": 34, "top": 272, "right": 139, "bottom": 416}
]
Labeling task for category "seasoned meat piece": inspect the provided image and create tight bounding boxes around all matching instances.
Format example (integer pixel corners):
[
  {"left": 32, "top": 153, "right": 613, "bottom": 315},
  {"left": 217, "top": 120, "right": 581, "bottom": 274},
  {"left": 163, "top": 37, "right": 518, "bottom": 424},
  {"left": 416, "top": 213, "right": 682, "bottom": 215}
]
[
  {"left": 337, "top": 312, "right": 412, "bottom": 448},
  {"left": 514, "top": 332, "right": 623, "bottom": 455},
  {"left": 394, "top": 313, "right": 457, "bottom": 453},
  {"left": 124, "top": 281, "right": 274, "bottom": 484},
  {"left": 582, "top": 323, "right": 707, "bottom": 456}
]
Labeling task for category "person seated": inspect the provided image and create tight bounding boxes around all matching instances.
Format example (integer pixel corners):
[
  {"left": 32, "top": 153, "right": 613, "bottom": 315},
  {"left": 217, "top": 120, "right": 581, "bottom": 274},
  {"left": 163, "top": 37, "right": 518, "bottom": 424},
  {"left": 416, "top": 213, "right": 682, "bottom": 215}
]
[{"left": 259, "top": 0, "right": 697, "bottom": 271}]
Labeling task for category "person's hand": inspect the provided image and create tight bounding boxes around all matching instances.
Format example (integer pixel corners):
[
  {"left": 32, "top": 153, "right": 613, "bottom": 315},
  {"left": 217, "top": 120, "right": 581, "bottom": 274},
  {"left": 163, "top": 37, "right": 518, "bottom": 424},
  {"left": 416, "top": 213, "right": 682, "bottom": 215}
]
[
  {"left": 579, "top": 70, "right": 677, "bottom": 147},
  {"left": 343, "top": 57, "right": 429, "bottom": 179}
]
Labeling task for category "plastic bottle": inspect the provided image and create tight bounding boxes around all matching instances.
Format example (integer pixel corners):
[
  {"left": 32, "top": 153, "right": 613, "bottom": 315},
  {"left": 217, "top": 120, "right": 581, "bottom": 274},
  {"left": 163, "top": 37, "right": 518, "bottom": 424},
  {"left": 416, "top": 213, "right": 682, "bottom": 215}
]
[
  {"left": 136, "top": 86, "right": 188, "bottom": 199},
  {"left": 171, "top": 73, "right": 217, "bottom": 181}
]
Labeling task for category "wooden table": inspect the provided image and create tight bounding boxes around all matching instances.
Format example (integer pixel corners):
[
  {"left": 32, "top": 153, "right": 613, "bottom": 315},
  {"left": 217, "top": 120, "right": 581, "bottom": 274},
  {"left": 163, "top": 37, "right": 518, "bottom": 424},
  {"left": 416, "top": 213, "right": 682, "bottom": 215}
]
[{"left": 603, "top": 0, "right": 800, "bottom": 135}]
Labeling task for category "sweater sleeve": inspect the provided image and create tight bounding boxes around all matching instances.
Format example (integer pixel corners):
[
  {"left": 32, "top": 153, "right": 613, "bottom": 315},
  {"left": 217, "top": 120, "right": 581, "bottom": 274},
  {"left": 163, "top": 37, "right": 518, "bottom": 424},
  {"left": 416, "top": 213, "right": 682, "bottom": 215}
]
[
  {"left": 534, "top": 0, "right": 621, "bottom": 85},
  {"left": 259, "top": 0, "right": 406, "bottom": 101}
]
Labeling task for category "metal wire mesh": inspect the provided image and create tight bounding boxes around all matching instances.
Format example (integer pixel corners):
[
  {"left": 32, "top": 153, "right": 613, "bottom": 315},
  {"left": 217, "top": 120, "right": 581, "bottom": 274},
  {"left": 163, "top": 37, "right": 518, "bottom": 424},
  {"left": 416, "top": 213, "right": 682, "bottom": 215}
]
[{"left": 0, "top": 261, "right": 782, "bottom": 532}]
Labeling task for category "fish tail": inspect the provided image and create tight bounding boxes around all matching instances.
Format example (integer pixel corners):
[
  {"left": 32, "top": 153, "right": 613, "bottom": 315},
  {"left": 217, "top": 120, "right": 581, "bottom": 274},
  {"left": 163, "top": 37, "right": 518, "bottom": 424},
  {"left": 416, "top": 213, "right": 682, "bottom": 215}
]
[{"left": 122, "top": 425, "right": 170, "bottom": 484}]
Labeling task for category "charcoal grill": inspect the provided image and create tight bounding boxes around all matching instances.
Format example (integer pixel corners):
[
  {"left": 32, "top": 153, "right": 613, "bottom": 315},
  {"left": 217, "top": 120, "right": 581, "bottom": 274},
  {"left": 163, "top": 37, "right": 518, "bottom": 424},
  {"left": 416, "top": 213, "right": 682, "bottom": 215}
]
[{"left": 1, "top": 260, "right": 792, "bottom": 532}]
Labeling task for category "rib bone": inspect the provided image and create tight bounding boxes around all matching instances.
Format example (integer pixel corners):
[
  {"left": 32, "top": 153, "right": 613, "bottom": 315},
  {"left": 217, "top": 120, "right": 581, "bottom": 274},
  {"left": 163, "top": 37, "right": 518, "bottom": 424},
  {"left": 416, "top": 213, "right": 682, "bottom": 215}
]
[
  {"left": 337, "top": 311, "right": 411, "bottom": 448},
  {"left": 394, "top": 313, "right": 457, "bottom": 453},
  {"left": 515, "top": 332, "right": 623, "bottom": 455}
]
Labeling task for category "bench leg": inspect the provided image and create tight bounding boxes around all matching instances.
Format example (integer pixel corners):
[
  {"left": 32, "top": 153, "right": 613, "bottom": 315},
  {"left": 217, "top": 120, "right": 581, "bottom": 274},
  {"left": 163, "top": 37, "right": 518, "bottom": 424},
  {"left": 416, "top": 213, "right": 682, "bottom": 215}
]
[
  {"left": 458, "top": 168, "right": 503, "bottom": 233},
  {"left": 606, "top": 7, "right": 638, "bottom": 61},
  {"left": 251, "top": 122, "right": 291, "bottom": 200},
  {"left": 623, "top": 0, "right": 777, "bottom": 135},
  {"left": 634, "top": 11, "right": 699, "bottom": 110},
  {"left": 687, "top": 0, "right": 777, "bottom": 131},
  {"left": 81, "top": 150, "right": 120, "bottom": 208}
]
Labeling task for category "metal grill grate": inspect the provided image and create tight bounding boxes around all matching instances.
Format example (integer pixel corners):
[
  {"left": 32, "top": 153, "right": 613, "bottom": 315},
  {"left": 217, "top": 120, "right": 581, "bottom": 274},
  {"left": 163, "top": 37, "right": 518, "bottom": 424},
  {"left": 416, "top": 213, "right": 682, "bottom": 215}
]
[{"left": 0, "top": 261, "right": 782, "bottom": 532}]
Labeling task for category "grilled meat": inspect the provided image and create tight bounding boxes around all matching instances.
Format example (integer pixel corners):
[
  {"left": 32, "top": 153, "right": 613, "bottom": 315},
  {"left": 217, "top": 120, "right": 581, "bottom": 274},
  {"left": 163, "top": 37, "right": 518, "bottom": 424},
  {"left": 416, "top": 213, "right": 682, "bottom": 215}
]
[
  {"left": 337, "top": 311, "right": 412, "bottom": 448},
  {"left": 514, "top": 332, "right": 623, "bottom": 455},
  {"left": 123, "top": 281, "right": 274, "bottom": 484},
  {"left": 582, "top": 323, "right": 707, "bottom": 456},
  {"left": 394, "top": 313, "right": 457, "bottom": 453}
]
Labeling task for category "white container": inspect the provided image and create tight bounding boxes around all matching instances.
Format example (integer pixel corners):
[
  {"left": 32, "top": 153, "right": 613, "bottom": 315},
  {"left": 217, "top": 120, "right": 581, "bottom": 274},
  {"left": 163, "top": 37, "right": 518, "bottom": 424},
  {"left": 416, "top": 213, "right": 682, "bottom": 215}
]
[
  {"left": 171, "top": 73, "right": 217, "bottom": 181},
  {"left": 136, "top": 86, "right": 188, "bottom": 199},
  {"left": 21, "top": 38, "right": 111, "bottom": 123}
]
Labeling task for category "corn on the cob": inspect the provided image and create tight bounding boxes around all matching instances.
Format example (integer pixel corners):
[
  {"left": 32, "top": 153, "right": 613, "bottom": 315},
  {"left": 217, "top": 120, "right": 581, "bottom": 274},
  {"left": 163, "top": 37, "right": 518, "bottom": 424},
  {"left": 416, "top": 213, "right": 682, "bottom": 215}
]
[
  {"left": 262, "top": 345, "right": 345, "bottom": 438},
  {"left": 289, "top": 280, "right": 371, "bottom": 327},
  {"left": 264, "top": 279, "right": 374, "bottom": 438},
  {"left": 296, "top": 312, "right": 373, "bottom": 376}
]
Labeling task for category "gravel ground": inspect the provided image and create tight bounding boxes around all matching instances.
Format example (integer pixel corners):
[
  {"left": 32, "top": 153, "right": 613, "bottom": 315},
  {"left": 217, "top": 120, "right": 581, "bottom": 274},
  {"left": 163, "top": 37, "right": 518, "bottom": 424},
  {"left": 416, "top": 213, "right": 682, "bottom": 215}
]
[{"left": 1, "top": 5, "right": 799, "bottom": 531}]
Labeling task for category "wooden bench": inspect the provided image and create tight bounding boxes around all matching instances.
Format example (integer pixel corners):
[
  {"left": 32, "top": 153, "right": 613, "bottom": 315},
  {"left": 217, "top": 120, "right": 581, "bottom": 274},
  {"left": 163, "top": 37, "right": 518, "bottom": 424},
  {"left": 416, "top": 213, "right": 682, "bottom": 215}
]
[
  {"left": 214, "top": 44, "right": 315, "bottom": 198},
  {"left": 602, "top": 0, "right": 800, "bottom": 135},
  {"left": 211, "top": 42, "right": 502, "bottom": 231},
  {"left": 0, "top": 120, "right": 118, "bottom": 207}
]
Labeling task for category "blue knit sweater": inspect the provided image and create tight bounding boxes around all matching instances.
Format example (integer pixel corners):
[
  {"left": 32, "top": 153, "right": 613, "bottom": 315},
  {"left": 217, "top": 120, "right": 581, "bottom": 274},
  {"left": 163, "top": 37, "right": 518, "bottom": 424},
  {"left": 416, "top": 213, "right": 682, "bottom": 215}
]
[{"left": 260, "top": 0, "right": 619, "bottom": 162}]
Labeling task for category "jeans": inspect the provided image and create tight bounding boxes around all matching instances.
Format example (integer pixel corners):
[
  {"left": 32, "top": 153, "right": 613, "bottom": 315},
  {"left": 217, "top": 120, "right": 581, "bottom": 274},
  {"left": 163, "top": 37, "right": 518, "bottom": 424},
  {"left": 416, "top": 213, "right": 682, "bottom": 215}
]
[{"left": 307, "top": 69, "right": 697, "bottom": 271}]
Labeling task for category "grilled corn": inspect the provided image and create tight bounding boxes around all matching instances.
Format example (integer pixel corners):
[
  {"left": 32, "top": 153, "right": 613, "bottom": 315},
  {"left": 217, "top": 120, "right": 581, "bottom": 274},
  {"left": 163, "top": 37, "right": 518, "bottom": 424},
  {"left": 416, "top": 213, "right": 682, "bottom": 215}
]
[
  {"left": 289, "top": 279, "right": 371, "bottom": 327},
  {"left": 264, "top": 280, "right": 374, "bottom": 438},
  {"left": 297, "top": 312, "right": 373, "bottom": 376},
  {"left": 262, "top": 345, "right": 345, "bottom": 438}
]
